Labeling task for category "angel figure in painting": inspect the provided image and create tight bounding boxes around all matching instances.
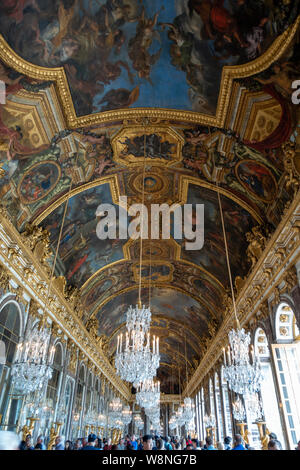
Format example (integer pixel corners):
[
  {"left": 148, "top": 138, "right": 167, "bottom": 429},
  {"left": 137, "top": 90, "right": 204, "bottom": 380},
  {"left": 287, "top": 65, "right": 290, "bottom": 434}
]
[{"left": 128, "top": 7, "right": 163, "bottom": 80}]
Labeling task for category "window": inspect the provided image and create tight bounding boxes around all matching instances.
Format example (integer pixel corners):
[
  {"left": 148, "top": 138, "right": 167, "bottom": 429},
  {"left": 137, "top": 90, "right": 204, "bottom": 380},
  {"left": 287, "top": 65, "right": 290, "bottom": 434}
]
[
  {"left": 221, "top": 367, "right": 232, "bottom": 437},
  {"left": 46, "top": 343, "right": 63, "bottom": 405},
  {"left": 0, "top": 302, "right": 21, "bottom": 429},
  {"left": 253, "top": 328, "right": 285, "bottom": 448},
  {"left": 272, "top": 343, "right": 300, "bottom": 448},
  {"left": 214, "top": 372, "right": 224, "bottom": 441},
  {"left": 272, "top": 303, "right": 300, "bottom": 449}
]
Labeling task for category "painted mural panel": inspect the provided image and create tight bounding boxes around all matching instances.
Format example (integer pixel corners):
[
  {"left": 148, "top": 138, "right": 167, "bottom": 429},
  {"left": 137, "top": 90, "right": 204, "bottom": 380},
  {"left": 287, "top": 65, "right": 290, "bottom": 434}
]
[
  {"left": 179, "top": 184, "right": 256, "bottom": 284},
  {"left": 41, "top": 184, "right": 127, "bottom": 286},
  {"left": 0, "top": 0, "right": 297, "bottom": 116},
  {"left": 96, "top": 286, "right": 211, "bottom": 338}
]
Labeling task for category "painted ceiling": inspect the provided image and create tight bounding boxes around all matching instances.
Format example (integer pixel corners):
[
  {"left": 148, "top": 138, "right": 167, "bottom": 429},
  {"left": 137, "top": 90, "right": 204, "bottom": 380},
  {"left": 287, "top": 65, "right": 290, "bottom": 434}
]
[{"left": 0, "top": 1, "right": 299, "bottom": 393}]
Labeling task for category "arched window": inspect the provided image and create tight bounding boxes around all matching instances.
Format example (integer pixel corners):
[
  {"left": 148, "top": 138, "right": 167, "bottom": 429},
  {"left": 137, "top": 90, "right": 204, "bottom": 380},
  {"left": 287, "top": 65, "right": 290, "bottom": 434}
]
[
  {"left": 272, "top": 303, "right": 300, "bottom": 448},
  {"left": 254, "top": 328, "right": 270, "bottom": 359},
  {"left": 275, "top": 303, "right": 296, "bottom": 342},
  {"left": 220, "top": 367, "right": 232, "bottom": 437},
  {"left": 214, "top": 372, "right": 224, "bottom": 442},
  {"left": 0, "top": 302, "right": 21, "bottom": 429}
]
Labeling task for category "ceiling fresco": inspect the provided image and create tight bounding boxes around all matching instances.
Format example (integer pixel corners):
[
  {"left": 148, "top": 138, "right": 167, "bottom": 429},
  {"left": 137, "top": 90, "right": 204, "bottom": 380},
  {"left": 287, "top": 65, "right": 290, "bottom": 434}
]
[
  {"left": 0, "top": 5, "right": 299, "bottom": 391},
  {"left": 0, "top": 0, "right": 298, "bottom": 116}
]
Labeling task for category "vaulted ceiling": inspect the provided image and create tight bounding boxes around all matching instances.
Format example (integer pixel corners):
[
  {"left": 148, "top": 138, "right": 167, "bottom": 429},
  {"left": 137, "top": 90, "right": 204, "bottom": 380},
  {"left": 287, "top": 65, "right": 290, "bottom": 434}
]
[{"left": 0, "top": 0, "right": 299, "bottom": 392}]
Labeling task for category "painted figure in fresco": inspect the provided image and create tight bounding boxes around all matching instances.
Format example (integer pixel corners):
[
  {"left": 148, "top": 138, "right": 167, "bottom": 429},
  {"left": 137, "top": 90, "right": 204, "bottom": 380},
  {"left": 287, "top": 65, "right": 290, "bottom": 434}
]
[
  {"left": 128, "top": 7, "right": 162, "bottom": 80},
  {"left": 254, "top": 61, "right": 300, "bottom": 100},
  {"left": 120, "top": 134, "right": 175, "bottom": 160},
  {"left": 0, "top": 111, "right": 48, "bottom": 162},
  {"left": 97, "top": 87, "right": 139, "bottom": 112},
  {"left": 188, "top": 0, "right": 247, "bottom": 47},
  {"left": 19, "top": 164, "right": 59, "bottom": 202}
]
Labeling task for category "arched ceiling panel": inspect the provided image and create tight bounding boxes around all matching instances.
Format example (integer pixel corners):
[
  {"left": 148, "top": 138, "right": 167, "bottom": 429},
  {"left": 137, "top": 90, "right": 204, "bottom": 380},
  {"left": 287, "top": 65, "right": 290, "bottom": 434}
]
[{"left": 0, "top": 0, "right": 297, "bottom": 117}]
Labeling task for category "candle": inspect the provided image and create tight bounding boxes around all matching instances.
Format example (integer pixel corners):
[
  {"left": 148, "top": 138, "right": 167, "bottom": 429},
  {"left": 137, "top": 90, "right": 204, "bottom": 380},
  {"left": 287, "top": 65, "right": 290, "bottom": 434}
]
[
  {"left": 153, "top": 336, "right": 155, "bottom": 354},
  {"left": 156, "top": 337, "right": 159, "bottom": 354},
  {"left": 117, "top": 335, "right": 119, "bottom": 354},
  {"left": 227, "top": 346, "right": 231, "bottom": 365},
  {"left": 223, "top": 347, "right": 226, "bottom": 366},
  {"left": 250, "top": 345, "right": 254, "bottom": 364},
  {"left": 120, "top": 333, "right": 123, "bottom": 353}
]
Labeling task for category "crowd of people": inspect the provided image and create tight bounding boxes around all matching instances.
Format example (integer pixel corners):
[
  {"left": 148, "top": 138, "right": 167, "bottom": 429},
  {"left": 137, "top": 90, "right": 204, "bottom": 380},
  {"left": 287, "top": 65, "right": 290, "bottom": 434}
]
[{"left": 0, "top": 430, "right": 300, "bottom": 451}]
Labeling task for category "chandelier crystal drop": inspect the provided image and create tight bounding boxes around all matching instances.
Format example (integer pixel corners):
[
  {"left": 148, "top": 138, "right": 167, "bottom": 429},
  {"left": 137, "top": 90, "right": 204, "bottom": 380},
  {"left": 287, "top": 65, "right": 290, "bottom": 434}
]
[
  {"left": 115, "top": 304, "right": 160, "bottom": 387},
  {"left": 223, "top": 328, "right": 263, "bottom": 396},
  {"left": 136, "top": 378, "right": 160, "bottom": 409},
  {"left": 11, "top": 324, "right": 54, "bottom": 395}
]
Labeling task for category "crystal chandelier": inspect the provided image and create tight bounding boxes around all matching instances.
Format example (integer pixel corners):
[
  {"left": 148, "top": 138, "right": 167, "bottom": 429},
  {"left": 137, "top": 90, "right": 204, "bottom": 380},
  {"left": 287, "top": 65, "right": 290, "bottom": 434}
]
[
  {"left": 169, "top": 414, "right": 177, "bottom": 431},
  {"left": 97, "top": 413, "right": 107, "bottom": 428},
  {"left": 223, "top": 329, "right": 263, "bottom": 396},
  {"left": 136, "top": 378, "right": 160, "bottom": 409},
  {"left": 11, "top": 322, "right": 54, "bottom": 395},
  {"left": 217, "top": 187, "right": 264, "bottom": 398},
  {"left": 109, "top": 397, "right": 123, "bottom": 415},
  {"left": 115, "top": 304, "right": 160, "bottom": 387},
  {"left": 232, "top": 396, "right": 246, "bottom": 422},
  {"left": 204, "top": 413, "right": 216, "bottom": 428},
  {"left": 182, "top": 397, "right": 195, "bottom": 425},
  {"left": 108, "top": 397, "right": 124, "bottom": 429},
  {"left": 244, "top": 391, "right": 263, "bottom": 421},
  {"left": 134, "top": 413, "right": 144, "bottom": 430},
  {"left": 122, "top": 405, "right": 132, "bottom": 426},
  {"left": 175, "top": 405, "right": 185, "bottom": 427}
]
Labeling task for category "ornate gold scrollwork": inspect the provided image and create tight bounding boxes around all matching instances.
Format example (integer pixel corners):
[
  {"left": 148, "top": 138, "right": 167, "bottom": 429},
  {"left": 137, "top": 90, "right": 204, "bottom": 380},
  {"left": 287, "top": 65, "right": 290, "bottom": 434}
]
[
  {"left": 282, "top": 142, "right": 299, "bottom": 195},
  {"left": 0, "top": 265, "right": 10, "bottom": 291},
  {"left": 21, "top": 223, "right": 51, "bottom": 272},
  {"left": 246, "top": 226, "right": 267, "bottom": 269},
  {"left": 85, "top": 317, "right": 99, "bottom": 341}
]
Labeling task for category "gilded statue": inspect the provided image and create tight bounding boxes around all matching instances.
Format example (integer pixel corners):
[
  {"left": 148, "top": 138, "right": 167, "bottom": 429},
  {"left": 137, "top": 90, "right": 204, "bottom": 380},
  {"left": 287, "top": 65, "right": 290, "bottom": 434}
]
[
  {"left": 21, "top": 223, "right": 51, "bottom": 270},
  {"left": 85, "top": 317, "right": 99, "bottom": 339},
  {"left": 246, "top": 226, "right": 266, "bottom": 269},
  {"left": 0, "top": 267, "right": 10, "bottom": 291},
  {"left": 47, "top": 425, "right": 57, "bottom": 450}
]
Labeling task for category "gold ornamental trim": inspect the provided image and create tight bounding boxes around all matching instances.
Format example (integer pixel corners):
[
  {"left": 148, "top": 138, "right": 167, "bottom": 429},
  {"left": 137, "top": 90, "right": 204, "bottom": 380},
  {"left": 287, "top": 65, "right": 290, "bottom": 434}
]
[{"left": 0, "top": 17, "right": 299, "bottom": 127}]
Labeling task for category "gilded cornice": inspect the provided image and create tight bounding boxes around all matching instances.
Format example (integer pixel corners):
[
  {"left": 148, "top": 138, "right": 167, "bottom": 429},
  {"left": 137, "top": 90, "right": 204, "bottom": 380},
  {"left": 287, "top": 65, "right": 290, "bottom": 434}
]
[
  {"left": 184, "top": 190, "right": 300, "bottom": 397},
  {"left": 0, "top": 17, "right": 299, "bottom": 127},
  {"left": 0, "top": 213, "right": 131, "bottom": 400}
]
